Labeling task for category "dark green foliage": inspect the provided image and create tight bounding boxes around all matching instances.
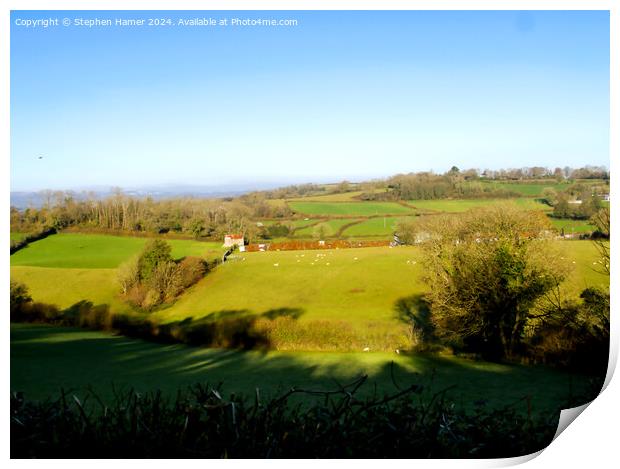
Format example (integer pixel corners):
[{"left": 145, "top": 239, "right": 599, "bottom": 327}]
[
  {"left": 420, "top": 206, "right": 566, "bottom": 361},
  {"left": 138, "top": 239, "right": 172, "bottom": 281},
  {"left": 11, "top": 377, "right": 570, "bottom": 458},
  {"left": 264, "top": 223, "right": 291, "bottom": 239},
  {"left": 527, "top": 287, "right": 610, "bottom": 374},
  {"left": 10, "top": 281, "right": 32, "bottom": 313},
  {"left": 552, "top": 192, "right": 602, "bottom": 220},
  {"left": 119, "top": 241, "right": 208, "bottom": 310}
]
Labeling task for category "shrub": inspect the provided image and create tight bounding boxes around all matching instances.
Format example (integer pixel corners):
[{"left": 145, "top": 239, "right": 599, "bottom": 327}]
[
  {"left": 176, "top": 256, "right": 208, "bottom": 289},
  {"left": 526, "top": 287, "right": 609, "bottom": 373},
  {"left": 137, "top": 239, "right": 172, "bottom": 281},
  {"left": 419, "top": 205, "right": 568, "bottom": 360},
  {"left": 10, "top": 378, "right": 579, "bottom": 458},
  {"left": 117, "top": 255, "right": 140, "bottom": 294},
  {"left": 118, "top": 242, "right": 208, "bottom": 310},
  {"left": 10, "top": 281, "right": 31, "bottom": 314}
]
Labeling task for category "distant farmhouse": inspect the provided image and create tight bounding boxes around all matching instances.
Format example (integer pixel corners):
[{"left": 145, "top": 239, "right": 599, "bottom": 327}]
[{"left": 223, "top": 234, "right": 245, "bottom": 249}]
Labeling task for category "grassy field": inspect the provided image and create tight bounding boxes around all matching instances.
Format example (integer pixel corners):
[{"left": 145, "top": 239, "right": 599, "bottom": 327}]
[
  {"left": 288, "top": 201, "right": 415, "bottom": 216},
  {"left": 407, "top": 198, "right": 550, "bottom": 213},
  {"left": 10, "top": 233, "right": 224, "bottom": 269},
  {"left": 10, "top": 266, "right": 132, "bottom": 313},
  {"left": 11, "top": 323, "right": 595, "bottom": 415},
  {"left": 479, "top": 181, "right": 570, "bottom": 196},
  {"left": 293, "top": 218, "right": 363, "bottom": 237},
  {"left": 556, "top": 241, "right": 608, "bottom": 295},
  {"left": 154, "top": 246, "right": 425, "bottom": 325},
  {"left": 550, "top": 218, "right": 595, "bottom": 234},
  {"left": 287, "top": 191, "right": 367, "bottom": 202},
  {"left": 342, "top": 216, "right": 416, "bottom": 237},
  {"left": 11, "top": 234, "right": 607, "bottom": 329}
]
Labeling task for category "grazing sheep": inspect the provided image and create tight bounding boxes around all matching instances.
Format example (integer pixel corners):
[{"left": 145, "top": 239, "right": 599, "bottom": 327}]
[{"left": 363, "top": 347, "right": 370, "bottom": 352}]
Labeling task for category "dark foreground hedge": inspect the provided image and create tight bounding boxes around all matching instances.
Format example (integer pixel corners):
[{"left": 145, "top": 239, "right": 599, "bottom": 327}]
[{"left": 11, "top": 375, "right": 579, "bottom": 459}]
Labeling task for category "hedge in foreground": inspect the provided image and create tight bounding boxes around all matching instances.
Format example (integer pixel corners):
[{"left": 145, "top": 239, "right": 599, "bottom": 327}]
[{"left": 11, "top": 375, "right": 577, "bottom": 459}]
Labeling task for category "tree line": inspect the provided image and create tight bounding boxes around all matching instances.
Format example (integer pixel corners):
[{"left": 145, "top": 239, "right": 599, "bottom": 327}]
[{"left": 10, "top": 190, "right": 292, "bottom": 242}]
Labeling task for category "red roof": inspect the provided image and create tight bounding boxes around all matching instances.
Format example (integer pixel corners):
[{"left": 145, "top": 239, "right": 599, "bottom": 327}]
[{"left": 226, "top": 234, "right": 244, "bottom": 239}]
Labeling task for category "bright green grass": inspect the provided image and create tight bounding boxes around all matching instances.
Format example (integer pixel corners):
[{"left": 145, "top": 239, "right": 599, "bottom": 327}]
[
  {"left": 155, "top": 246, "right": 424, "bottom": 325},
  {"left": 288, "top": 201, "right": 415, "bottom": 216},
  {"left": 290, "top": 218, "right": 321, "bottom": 228},
  {"left": 479, "top": 181, "right": 571, "bottom": 196},
  {"left": 342, "top": 216, "right": 416, "bottom": 237},
  {"left": 557, "top": 241, "right": 609, "bottom": 295},
  {"left": 10, "top": 233, "right": 224, "bottom": 269},
  {"left": 287, "top": 191, "right": 366, "bottom": 202},
  {"left": 11, "top": 323, "right": 593, "bottom": 415},
  {"left": 10, "top": 266, "right": 132, "bottom": 313},
  {"left": 155, "top": 241, "right": 607, "bottom": 324},
  {"left": 407, "top": 198, "right": 550, "bottom": 213},
  {"left": 551, "top": 219, "right": 595, "bottom": 234},
  {"left": 293, "top": 218, "right": 362, "bottom": 237}
]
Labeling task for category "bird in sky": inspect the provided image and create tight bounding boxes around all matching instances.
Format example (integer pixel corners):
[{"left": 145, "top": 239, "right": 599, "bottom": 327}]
[{"left": 37, "top": 156, "right": 43, "bottom": 159}]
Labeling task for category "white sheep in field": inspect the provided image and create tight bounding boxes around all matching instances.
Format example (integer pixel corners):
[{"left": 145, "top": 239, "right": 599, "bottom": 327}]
[
  {"left": 273, "top": 263, "right": 279, "bottom": 267},
  {"left": 363, "top": 347, "right": 370, "bottom": 352}
]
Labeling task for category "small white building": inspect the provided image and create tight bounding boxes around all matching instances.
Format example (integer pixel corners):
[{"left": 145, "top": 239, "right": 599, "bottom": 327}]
[{"left": 223, "top": 234, "right": 245, "bottom": 248}]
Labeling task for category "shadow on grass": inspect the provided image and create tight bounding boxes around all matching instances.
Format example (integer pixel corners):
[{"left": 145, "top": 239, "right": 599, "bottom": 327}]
[
  {"left": 394, "top": 294, "right": 435, "bottom": 345},
  {"left": 10, "top": 323, "right": 601, "bottom": 420}
]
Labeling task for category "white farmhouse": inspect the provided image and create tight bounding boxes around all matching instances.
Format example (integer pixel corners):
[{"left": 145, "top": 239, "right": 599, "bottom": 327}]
[{"left": 223, "top": 234, "right": 245, "bottom": 248}]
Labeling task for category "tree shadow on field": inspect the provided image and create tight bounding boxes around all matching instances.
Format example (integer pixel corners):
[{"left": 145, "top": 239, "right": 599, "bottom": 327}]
[
  {"left": 394, "top": 294, "right": 435, "bottom": 345},
  {"left": 12, "top": 319, "right": 608, "bottom": 459},
  {"left": 114, "top": 306, "right": 305, "bottom": 351}
]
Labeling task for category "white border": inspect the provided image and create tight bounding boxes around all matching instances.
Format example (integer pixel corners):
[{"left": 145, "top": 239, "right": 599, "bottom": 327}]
[{"left": 3, "top": 1, "right": 617, "bottom": 467}]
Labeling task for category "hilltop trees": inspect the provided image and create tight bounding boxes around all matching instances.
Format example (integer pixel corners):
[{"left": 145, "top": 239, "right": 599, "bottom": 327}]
[{"left": 417, "top": 205, "right": 568, "bottom": 360}]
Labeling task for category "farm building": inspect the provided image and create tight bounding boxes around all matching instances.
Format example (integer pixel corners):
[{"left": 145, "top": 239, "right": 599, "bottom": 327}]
[{"left": 223, "top": 234, "right": 245, "bottom": 248}]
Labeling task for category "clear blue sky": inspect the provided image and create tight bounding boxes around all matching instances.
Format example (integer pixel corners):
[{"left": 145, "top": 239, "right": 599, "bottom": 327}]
[{"left": 11, "top": 10, "right": 609, "bottom": 191}]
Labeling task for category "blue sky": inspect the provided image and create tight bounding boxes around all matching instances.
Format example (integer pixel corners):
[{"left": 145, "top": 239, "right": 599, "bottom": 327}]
[{"left": 11, "top": 10, "right": 609, "bottom": 191}]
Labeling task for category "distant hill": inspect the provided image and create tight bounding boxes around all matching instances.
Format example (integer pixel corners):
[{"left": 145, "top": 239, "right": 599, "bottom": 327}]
[{"left": 10, "top": 183, "right": 285, "bottom": 209}]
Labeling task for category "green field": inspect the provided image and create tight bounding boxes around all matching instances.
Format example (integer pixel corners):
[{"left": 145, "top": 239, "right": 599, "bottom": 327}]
[
  {"left": 11, "top": 234, "right": 607, "bottom": 330},
  {"left": 407, "top": 198, "right": 550, "bottom": 213},
  {"left": 154, "top": 246, "right": 424, "bottom": 325},
  {"left": 551, "top": 218, "right": 596, "bottom": 234},
  {"left": 293, "top": 218, "right": 363, "bottom": 237},
  {"left": 480, "top": 181, "right": 569, "bottom": 196},
  {"left": 261, "top": 218, "right": 322, "bottom": 228},
  {"left": 11, "top": 323, "right": 593, "bottom": 415},
  {"left": 10, "top": 233, "right": 224, "bottom": 269},
  {"left": 10, "top": 266, "right": 131, "bottom": 313},
  {"left": 288, "top": 201, "right": 415, "bottom": 216},
  {"left": 287, "top": 191, "right": 367, "bottom": 202},
  {"left": 342, "top": 216, "right": 415, "bottom": 237}
]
